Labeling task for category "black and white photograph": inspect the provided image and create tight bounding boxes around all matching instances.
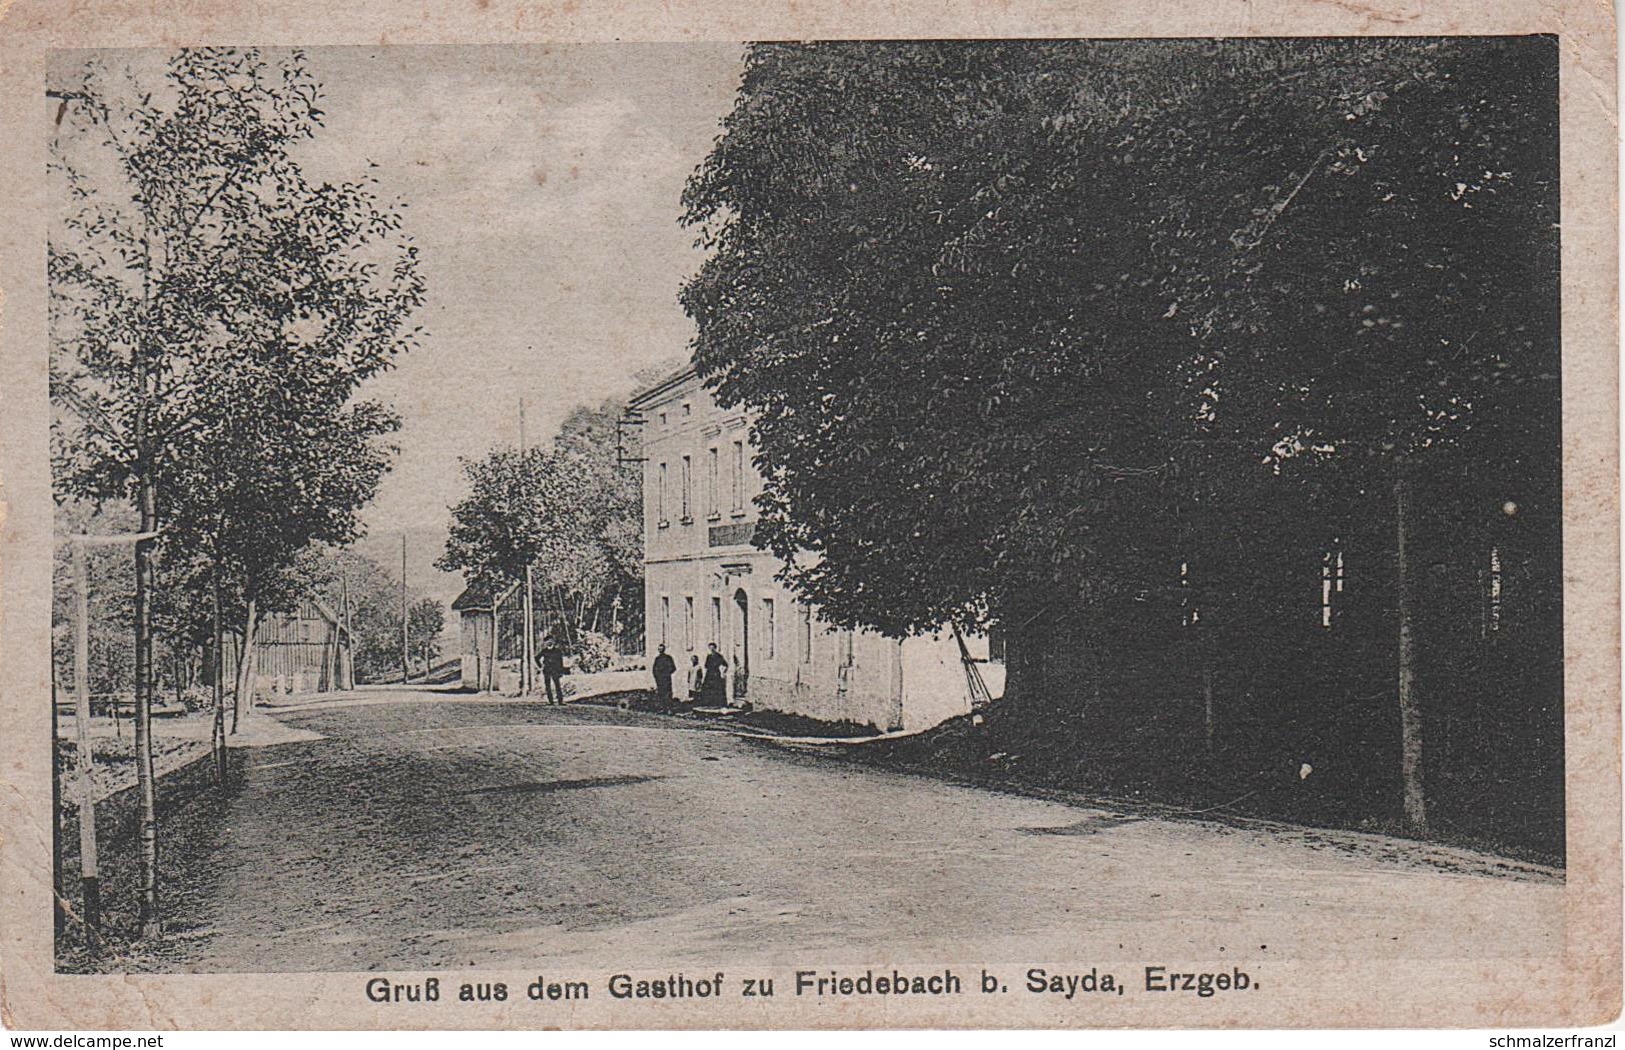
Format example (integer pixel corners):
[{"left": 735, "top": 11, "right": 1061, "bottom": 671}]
[{"left": 2, "top": 3, "right": 1617, "bottom": 1032}]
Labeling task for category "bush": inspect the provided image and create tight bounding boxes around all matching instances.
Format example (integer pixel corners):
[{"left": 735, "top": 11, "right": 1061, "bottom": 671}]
[{"left": 574, "top": 631, "right": 617, "bottom": 674}]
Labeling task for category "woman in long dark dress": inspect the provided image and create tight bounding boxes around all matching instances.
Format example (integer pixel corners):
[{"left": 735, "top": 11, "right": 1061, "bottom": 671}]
[{"left": 700, "top": 642, "right": 729, "bottom": 706}]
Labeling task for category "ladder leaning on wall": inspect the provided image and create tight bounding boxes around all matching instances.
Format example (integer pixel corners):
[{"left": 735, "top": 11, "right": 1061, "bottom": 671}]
[{"left": 951, "top": 626, "right": 996, "bottom": 722}]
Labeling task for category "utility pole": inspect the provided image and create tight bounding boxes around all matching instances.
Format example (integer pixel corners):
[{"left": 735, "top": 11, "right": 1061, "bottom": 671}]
[
  {"left": 57, "top": 530, "right": 159, "bottom": 942},
  {"left": 71, "top": 540, "right": 100, "bottom": 946},
  {"left": 401, "top": 532, "right": 410, "bottom": 683}
]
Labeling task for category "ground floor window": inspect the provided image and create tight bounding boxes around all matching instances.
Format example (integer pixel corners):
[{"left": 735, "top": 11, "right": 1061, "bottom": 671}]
[
  {"left": 762, "top": 597, "right": 776, "bottom": 660},
  {"left": 684, "top": 596, "right": 694, "bottom": 651},
  {"left": 1321, "top": 544, "right": 1345, "bottom": 629},
  {"left": 1484, "top": 545, "right": 1503, "bottom": 636},
  {"left": 660, "top": 595, "right": 670, "bottom": 646},
  {"left": 711, "top": 596, "right": 722, "bottom": 645}
]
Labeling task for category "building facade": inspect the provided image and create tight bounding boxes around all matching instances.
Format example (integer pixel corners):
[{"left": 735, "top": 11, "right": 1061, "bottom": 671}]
[
  {"left": 451, "top": 581, "right": 519, "bottom": 692},
  {"left": 629, "top": 367, "right": 999, "bottom": 733},
  {"left": 224, "top": 597, "right": 354, "bottom": 697}
]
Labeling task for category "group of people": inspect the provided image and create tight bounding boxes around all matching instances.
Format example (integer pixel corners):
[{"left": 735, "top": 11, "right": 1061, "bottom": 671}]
[
  {"left": 650, "top": 642, "right": 729, "bottom": 709},
  {"left": 531, "top": 635, "right": 728, "bottom": 711}
]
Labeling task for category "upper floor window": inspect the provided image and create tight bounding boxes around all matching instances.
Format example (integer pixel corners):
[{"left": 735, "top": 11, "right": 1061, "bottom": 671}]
[
  {"left": 681, "top": 401, "right": 692, "bottom": 417},
  {"left": 707, "top": 447, "right": 720, "bottom": 518},
  {"left": 732, "top": 440, "right": 746, "bottom": 512},
  {"left": 680, "top": 455, "right": 693, "bottom": 521},
  {"left": 657, "top": 462, "right": 668, "bottom": 525},
  {"left": 658, "top": 411, "right": 667, "bottom": 428}
]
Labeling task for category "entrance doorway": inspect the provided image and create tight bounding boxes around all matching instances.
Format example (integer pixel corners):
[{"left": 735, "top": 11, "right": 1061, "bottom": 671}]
[{"left": 732, "top": 588, "right": 750, "bottom": 701}]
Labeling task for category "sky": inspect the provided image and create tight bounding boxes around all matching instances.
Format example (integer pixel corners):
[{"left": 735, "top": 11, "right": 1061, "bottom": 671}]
[{"left": 286, "top": 45, "right": 746, "bottom": 608}]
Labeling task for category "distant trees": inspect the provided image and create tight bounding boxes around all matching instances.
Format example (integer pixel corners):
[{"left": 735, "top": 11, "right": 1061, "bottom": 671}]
[
  {"left": 683, "top": 39, "right": 1560, "bottom": 843},
  {"left": 438, "top": 396, "right": 646, "bottom": 684},
  {"left": 407, "top": 598, "right": 447, "bottom": 675},
  {"left": 50, "top": 47, "right": 422, "bottom": 936},
  {"left": 292, "top": 546, "right": 423, "bottom": 684},
  {"left": 438, "top": 446, "right": 597, "bottom": 688},
  {"left": 552, "top": 398, "right": 645, "bottom": 640}
]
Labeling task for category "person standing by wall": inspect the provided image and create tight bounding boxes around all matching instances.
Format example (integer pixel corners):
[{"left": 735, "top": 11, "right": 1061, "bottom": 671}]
[
  {"left": 652, "top": 643, "right": 677, "bottom": 709},
  {"left": 701, "top": 642, "right": 728, "bottom": 707}
]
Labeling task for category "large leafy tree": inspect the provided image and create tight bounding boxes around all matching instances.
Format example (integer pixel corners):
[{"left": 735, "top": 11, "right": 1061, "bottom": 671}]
[
  {"left": 162, "top": 365, "right": 401, "bottom": 730},
  {"left": 681, "top": 42, "right": 1225, "bottom": 662},
  {"left": 49, "top": 47, "right": 423, "bottom": 935},
  {"left": 682, "top": 39, "right": 1558, "bottom": 834},
  {"left": 1141, "top": 39, "right": 1560, "bottom": 832}
]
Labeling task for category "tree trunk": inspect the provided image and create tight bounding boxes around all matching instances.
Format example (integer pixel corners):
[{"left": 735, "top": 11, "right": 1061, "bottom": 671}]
[
  {"left": 488, "top": 603, "right": 500, "bottom": 693},
  {"left": 1395, "top": 465, "right": 1428, "bottom": 834},
  {"left": 132, "top": 475, "right": 160, "bottom": 937},
  {"left": 1001, "top": 611, "right": 1058, "bottom": 718},
  {"left": 1203, "top": 668, "right": 1215, "bottom": 759},
  {"left": 400, "top": 536, "right": 410, "bottom": 682},
  {"left": 521, "top": 565, "right": 535, "bottom": 695},
  {"left": 211, "top": 569, "right": 227, "bottom": 786},
  {"left": 232, "top": 597, "right": 259, "bottom": 734}
]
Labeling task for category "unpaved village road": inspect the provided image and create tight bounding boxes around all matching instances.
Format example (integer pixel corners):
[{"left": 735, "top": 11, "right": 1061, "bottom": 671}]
[{"left": 145, "top": 690, "right": 1561, "bottom": 973}]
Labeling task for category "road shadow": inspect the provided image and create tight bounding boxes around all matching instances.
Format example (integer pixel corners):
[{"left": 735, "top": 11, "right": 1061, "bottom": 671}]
[
  {"left": 1019, "top": 813, "right": 1142, "bottom": 836},
  {"left": 454, "top": 774, "right": 666, "bottom": 797}
]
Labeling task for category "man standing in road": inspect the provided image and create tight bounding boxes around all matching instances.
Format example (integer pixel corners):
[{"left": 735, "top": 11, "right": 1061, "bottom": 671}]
[
  {"left": 652, "top": 643, "right": 677, "bottom": 709},
  {"left": 537, "top": 634, "right": 567, "bottom": 705}
]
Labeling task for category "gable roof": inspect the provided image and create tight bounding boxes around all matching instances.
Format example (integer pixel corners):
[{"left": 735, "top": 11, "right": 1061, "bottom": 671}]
[{"left": 451, "top": 580, "right": 520, "bottom": 612}]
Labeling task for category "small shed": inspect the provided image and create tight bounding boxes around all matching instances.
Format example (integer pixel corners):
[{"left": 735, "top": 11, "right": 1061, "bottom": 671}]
[
  {"left": 452, "top": 581, "right": 518, "bottom": 692},
  {"left": 226, "top": 597, "right": 354, "bottom": 697}
]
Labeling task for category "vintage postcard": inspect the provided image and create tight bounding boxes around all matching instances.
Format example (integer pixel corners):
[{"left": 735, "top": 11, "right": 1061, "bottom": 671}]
[{"left": 0, "top": 0, "right": 1617, "bottom": 1032}]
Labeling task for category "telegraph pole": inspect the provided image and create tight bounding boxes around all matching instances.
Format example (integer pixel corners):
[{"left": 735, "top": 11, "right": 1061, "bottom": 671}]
[
  {"left": 59, "top": 529, "right": 159, "bottom": 942},
  {"left": 71, "top": 540, "right": 100, "bottom": 945}
]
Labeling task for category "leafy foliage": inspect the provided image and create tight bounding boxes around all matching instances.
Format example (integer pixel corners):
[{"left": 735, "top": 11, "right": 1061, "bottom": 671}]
[
  {"left": 680, "top": 38, "right": 1558, "bottom": 639},
  {"left": 438, "top": 447, "right": 599, "bottom": 595},
  {"left": 49, "top": 47, "right": 425, "bottom": 700},
  {"left": 550, "top": 398, "right": 645, "bottom": 637},
  {"left": 407, "top": 598, "right": 447, "bottom": 673}
]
